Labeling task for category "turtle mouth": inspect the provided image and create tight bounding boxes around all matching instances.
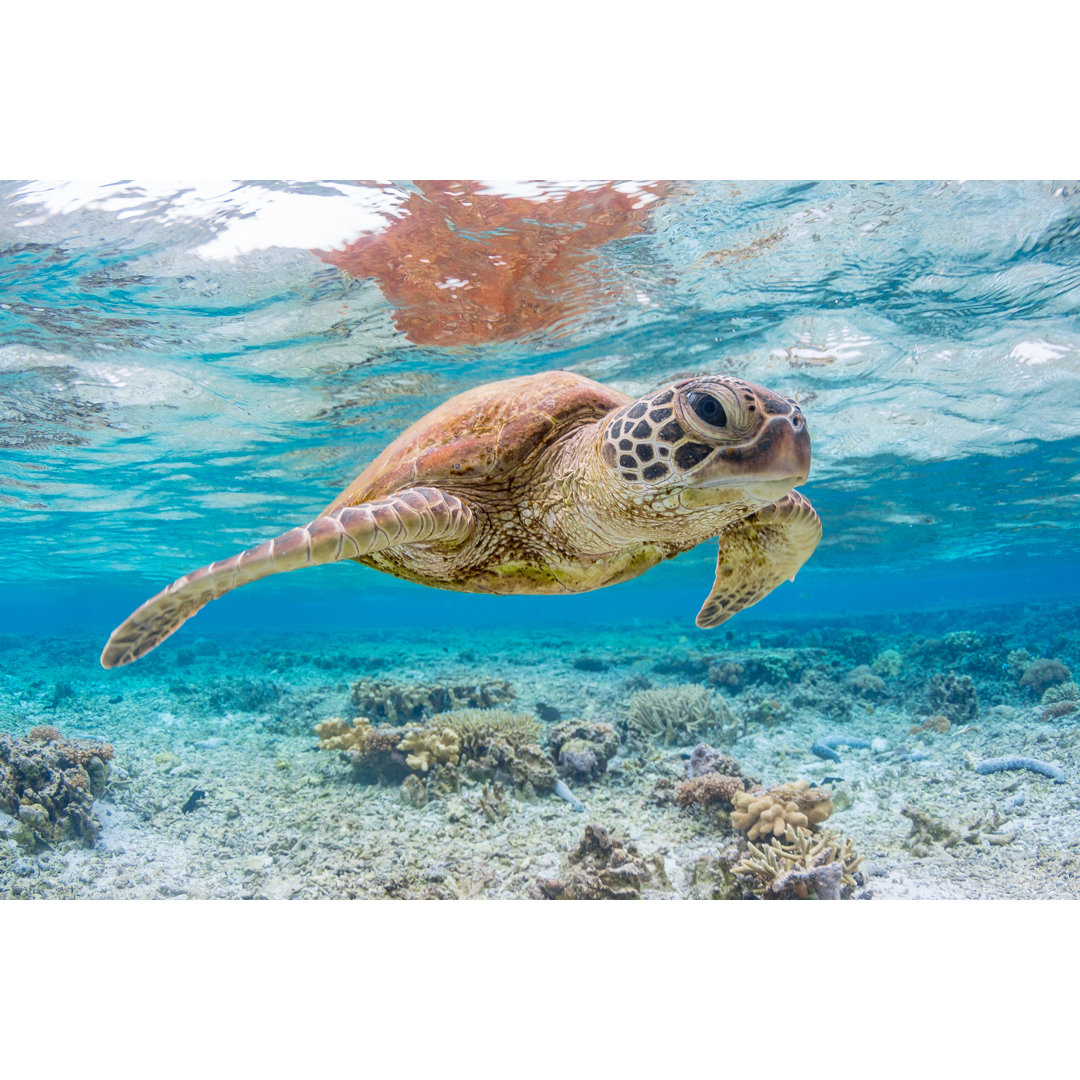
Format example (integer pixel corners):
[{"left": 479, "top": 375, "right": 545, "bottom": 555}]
[{"left": 690, "top": 415, "right": 811, "bottom": 490}]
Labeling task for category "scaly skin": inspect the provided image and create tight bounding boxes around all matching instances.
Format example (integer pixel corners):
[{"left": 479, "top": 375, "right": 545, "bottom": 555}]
[
  {"left": 100, "top": 490, "right": 472, "bottom": 668},
  {"left": 101, "top": 370, "right": 820, "bottom": 667}
]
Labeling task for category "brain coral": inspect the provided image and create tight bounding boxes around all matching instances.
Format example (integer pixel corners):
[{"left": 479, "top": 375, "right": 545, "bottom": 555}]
[{"left": 730, "top": 780, "right": 834, "bottom": 842}]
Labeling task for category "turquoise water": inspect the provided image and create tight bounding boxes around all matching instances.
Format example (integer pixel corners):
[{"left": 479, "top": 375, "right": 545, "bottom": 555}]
[{"left": 2, "top": 179, "right": 1079, "bottom": 899}]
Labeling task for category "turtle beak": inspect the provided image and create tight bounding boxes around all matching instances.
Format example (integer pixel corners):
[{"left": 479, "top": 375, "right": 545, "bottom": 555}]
[{"left": 693, "top": 410, "right": 811, "bottom": 498}]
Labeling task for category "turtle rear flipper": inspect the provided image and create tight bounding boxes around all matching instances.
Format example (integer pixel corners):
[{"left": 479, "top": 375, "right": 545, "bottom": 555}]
[
  {"left": 695, "top": 491, "right": 821, "bottom": 629},
  {"left": 100, "top": 488, "right": 473, "bottom": 668}
]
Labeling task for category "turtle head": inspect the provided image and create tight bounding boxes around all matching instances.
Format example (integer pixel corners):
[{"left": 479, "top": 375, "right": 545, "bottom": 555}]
[{"left": 600, "top": 376, "right": 811, "bottom": 507}]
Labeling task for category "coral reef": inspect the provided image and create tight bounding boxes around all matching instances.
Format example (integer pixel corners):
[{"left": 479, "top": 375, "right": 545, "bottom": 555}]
[
  {"left": 534, "top": 824, "right": 657, "bottom": 899},
  {"left": 1042, "top": 700, "right": 1078, "bottom": 721},
  {"left": 734, "top": 825, "right": 862, "bottom": 899},
  {"left": 0, "top": 729, "right": 114, "bottom": 850},
  {"left": 674, "top": 772, "right": 745, "bottom": 808},
  {"left": 974, "top": 756, "right": 1065, "bottom": 783},
  {"left": 314, "top": 717, "right": 413, "bottom": 782},
  {"left": 396, "top": 728, "right": 461, "bottom": 773},
  {"left": 686, "top": 743, "right": 743, "bottom": 779},
  {"left": 790, "top": 669, "right": 851, "bottom": 721},
  {"left": 846, "top": 665, "right": 887, "bottom": 697},
  {"left": 730, "top": 780, "right": 834, "bottom": 841},
  {"left": 548, "top": 719, "right": 620, "bottom": 781},
  {"left": 349, "top": 678, "right": 515, "bottom": 724},
  {"left": 707, "top": 660, "right": 745, "bottom": 688},
  {"left": 1019, "top": 658, "right": 1071, "bottom": 695},
  {"left": 1042, "top": 681, "right": 1078, "bottom": 706},
  {"left": 624, "top": 684, "right": 741, "bottom": 747},
  {"left": 928, "top": 672, "right": 979, "bottom": 723},
  {"left": 429, "top": 708, "right": 541, "bottom": 757},
  {"left": 870, "top": 649, "right": 903, "bottom": 677}
]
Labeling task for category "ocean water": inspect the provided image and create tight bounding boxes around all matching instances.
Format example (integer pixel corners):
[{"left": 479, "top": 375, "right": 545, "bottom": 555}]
[{"left": 2, "top": 178, "right": 1079, "bottom": 899}]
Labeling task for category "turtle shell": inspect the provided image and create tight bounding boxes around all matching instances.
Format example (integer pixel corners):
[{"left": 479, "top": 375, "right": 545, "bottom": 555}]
[{"left": 323, "top": 370, "right": 630, "bottom": 513}]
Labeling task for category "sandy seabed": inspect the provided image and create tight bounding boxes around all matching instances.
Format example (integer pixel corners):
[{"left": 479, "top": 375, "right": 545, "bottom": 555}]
[{"left": 2, "top": 600, "right": 1078, "bottom": 900}]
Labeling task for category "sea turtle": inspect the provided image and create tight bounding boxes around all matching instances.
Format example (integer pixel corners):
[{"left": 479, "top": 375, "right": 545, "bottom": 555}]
[{"left": 101, "top": 370, "right": 821, "bottom": 668}]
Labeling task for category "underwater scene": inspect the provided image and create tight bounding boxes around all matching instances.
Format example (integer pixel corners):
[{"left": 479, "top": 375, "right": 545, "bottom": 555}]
[{"left": 2, "top": 179, "right": 1079, "bottom": 900}]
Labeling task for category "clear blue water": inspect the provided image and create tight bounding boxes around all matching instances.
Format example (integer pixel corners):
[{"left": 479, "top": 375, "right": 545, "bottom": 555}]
[
  {"left": 2, "top": 179, "right": 1079, "bottom": 900},
  {"left": 2, "top": 179, "right": 1078, "bottom": 638}
]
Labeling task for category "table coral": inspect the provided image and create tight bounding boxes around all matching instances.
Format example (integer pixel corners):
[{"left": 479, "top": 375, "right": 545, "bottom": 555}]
[
  {"left": 733, "top": 825, "right": 863, "bottom": 899},
  {"left": 624, "top": 684, "right": 741, "bottom": 747},
  {"left": 730, "top": 780, "right": 834, "bottom": 841}
]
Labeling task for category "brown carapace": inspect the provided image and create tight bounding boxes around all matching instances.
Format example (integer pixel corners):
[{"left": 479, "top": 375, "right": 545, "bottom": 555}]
[{"left": 101, "top": 370, "right": 820, "bottom": 668}]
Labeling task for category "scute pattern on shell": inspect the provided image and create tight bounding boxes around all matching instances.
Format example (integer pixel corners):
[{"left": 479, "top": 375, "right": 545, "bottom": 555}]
[{"left": 323, "top": 371, "right": 629, "bottom": 513}]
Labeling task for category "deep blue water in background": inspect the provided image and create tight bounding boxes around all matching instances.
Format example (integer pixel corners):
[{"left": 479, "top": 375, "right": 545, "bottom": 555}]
[{"left": 2, "top": 180, "right": 1079, "bottom": 646}]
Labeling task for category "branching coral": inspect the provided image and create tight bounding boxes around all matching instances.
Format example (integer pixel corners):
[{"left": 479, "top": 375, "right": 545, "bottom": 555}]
[
  {"left": 1042, "top": 681, "right": 1078, "bottom": 706},
  {"left": 730, "top": 780, "right": 834, "bottom": 841},
  {"left": 314, "top": 717, "right": 415, "bottom": 782},
  {"left": 1042, "top": 700, "right": 1078, "bottom": 721},
  {"left": 674, "top": 773, "right": 745, "bottom": 809},
  {"left": 349, "top": 678, "right": 515, "bottom": 724},
  {"left": 428, "top": 708, "right": 541, "bottom": 757},
  {"left": 909, "top": 715, "right": 951, "bottom": 736},
  {"left": 734, "top": 825, "right": 862, "bottom": 899},
  {"left": 624, "top": 684, "right": 741, "bottom": 747}
]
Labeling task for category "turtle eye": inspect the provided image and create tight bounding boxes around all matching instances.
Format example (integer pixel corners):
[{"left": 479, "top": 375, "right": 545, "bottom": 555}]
[{"left": 687, "top": 392, "right": 727, "bottom": 427}]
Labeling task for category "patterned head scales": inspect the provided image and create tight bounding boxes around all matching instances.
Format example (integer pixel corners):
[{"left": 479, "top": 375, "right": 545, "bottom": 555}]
[{"left": 600, "top": 375, "right": 810, "bottom": 493}]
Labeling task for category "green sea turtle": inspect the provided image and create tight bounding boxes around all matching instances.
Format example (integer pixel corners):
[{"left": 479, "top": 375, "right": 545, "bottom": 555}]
[{"left": 101, "top": 370, "right": 820, "bottom": 668}]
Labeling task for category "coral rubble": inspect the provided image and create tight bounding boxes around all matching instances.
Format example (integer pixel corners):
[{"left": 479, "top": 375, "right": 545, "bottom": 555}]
[{"left": 534, "top": 824, "right": 658, "bottom": 899}]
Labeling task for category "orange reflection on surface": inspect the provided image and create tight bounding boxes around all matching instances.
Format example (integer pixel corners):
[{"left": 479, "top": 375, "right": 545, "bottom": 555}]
[{"left": 316, "top": 181, "right": 668, "bottom": 345}]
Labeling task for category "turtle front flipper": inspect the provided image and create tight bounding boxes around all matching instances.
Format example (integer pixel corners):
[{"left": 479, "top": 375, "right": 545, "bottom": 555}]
[
  {"left": 100, "top": 488, "right": 473, "bottom": 668},
  {"left": 695, "top": 491, "right": 821, "bottom": 629}
]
